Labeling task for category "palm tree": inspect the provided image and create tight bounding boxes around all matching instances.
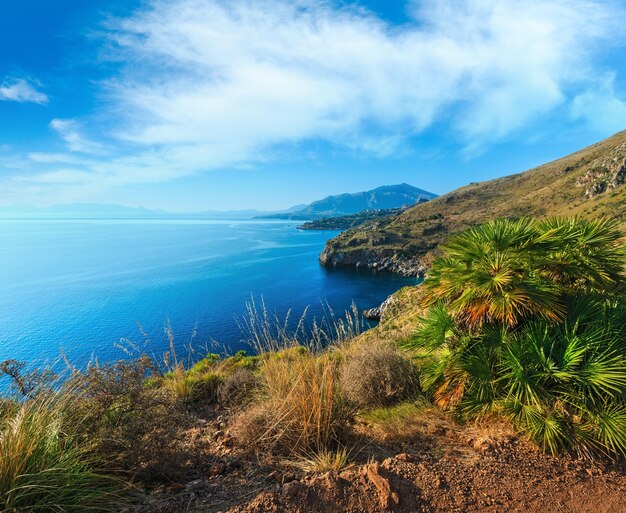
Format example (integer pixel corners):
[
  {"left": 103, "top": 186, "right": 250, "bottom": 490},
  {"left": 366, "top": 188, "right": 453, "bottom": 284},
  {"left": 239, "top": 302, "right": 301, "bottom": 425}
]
[
  {"left": 423, "top": 217, "right": 625, "bottom": 328},
  {"left": 535, "top": 217, "right": 625, "bottom": 295},
  {"left": 407, "top": 217, "right": 626, "bottom": 457}
]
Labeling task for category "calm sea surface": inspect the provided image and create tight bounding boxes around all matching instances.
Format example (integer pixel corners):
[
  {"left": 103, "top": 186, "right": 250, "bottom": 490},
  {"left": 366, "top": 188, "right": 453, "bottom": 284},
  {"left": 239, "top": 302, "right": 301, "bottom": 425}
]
[{"left": 0, "top": 220, "right": 417, "bottom": 368}]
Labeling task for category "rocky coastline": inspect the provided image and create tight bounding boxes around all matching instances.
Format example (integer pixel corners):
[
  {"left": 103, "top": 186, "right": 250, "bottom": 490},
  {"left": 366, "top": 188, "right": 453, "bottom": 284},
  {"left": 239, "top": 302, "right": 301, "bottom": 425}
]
[
  {"left": 362, "top": 293, "right": 397, "bottom": 320},
  {"left": 319, "top": 245, "right": 427, "bottom": 278}
]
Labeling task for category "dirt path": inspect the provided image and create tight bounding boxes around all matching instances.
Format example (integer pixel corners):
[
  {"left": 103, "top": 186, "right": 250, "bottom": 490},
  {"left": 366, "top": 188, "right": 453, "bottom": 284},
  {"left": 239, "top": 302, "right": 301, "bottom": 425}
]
[
  {"left": 130, "top": 411, "right": 626, "bottom": 513},
  {"left": 230, "top": 444, "right": 626, "bottom": 513},
  {"left": 228, "top": 414, "right": 626, "bottom": 513}
]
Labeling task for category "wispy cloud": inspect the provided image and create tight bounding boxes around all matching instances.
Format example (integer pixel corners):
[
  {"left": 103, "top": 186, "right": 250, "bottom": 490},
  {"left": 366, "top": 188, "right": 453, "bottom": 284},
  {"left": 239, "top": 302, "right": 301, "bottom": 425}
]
[
  {"left": 571, "top": 74, "right": 626, "bottom": 134},
  {"left": 4, "top": 0, "right": 626, "bottom": 202},
  {"left": 103, "top": 0, "right": 622, "bottom": 149},
  {"left": 49, "top": 119, "right": 108, "bottom": 155},
  {"left": 0, "top": 77, "right": 48, "bottom": 104}
]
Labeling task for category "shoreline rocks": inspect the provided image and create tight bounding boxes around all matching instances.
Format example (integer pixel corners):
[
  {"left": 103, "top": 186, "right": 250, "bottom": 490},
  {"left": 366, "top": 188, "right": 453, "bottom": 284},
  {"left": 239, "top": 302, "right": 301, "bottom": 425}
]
[
  {"left": 362, "top": 294, "right": 397, "bottom": 321},
  {"left": 319, "top": 245, "right": 426, "bottom": 278}
]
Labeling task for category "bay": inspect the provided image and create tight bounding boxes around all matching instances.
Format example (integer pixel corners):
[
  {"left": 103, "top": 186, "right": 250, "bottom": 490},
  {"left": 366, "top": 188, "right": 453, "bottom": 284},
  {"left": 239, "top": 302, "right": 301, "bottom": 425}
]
[{"left": 0, "top": 220, "right": 417, "bottom": 368}]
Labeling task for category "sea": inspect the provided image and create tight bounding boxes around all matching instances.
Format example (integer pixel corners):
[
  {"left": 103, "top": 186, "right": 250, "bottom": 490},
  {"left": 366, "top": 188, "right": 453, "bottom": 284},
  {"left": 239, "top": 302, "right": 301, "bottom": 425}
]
[{"left": 0, "top": 219, "right": 417, "bottom": 369}]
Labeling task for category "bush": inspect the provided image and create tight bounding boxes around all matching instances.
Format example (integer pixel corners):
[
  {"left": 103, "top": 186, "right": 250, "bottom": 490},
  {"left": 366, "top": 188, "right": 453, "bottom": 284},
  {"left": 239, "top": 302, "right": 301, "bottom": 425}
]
[
  {"left": 72, "top": 357, "right": 190, "bottom": 482},
  {"left": 169, "top": 371, "right": 224, "bottom": 404},
  {"left": 218, "top": 368, "right": 259, "bottom": 407},
  {"left": 188, "top": 371, "right": 224, "bottom": 403},
  {"left": 0, "top": 392, "right": 127, "bottom": 512},
  {"left": 340, "top": 344, "right": 419, "bottom": 408},
  {"left": 422, "top": 216, "right": 625, "bottom": 328}
]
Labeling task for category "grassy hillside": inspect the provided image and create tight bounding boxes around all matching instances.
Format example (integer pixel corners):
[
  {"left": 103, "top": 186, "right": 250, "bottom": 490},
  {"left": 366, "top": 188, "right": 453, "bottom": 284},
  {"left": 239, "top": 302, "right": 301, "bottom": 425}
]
[{"left": 320, "top": 130, "right": 626, "bottom": 275}]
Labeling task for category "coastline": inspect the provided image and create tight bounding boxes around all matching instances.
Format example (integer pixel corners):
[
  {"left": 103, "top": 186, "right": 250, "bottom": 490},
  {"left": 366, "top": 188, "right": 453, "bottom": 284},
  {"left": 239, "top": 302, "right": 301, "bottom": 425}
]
[{"left": 319, "top": 244, "right": 428, "bottom": 277}]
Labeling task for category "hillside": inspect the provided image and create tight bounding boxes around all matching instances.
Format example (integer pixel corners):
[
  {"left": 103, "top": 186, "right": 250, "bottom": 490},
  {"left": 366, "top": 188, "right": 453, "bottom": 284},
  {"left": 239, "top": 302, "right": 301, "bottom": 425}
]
[
  {"left": 258, "top": 183, "right": 436, "bottom": 220},
  {"left": 320, "top": 130, "right": 626, "bottom": 276}
]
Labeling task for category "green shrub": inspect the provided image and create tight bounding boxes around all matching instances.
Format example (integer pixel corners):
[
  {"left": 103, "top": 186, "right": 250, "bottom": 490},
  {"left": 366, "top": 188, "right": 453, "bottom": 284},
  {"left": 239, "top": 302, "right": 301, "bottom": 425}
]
[
  {"left": 219, "top": 350, "right": 260, "bottom": 374},
  {"left": 187, "top": 353, "right": 221, "bottom": 375},
  {"left": 184, "top": 371, "right": 224, "bottom": 403}
]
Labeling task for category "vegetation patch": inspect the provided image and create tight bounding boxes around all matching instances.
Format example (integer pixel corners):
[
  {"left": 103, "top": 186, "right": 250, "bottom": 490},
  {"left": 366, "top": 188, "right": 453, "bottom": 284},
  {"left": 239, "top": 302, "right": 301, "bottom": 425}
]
[
  {"left": 0, "top": 390, "right": 129, "bottom": 513},
  {"left": 359, "top": 401, "right": 425, "bottom": 441},
  {"left": 340, "top": 344, "right": 419, "bottom": 408},
  {"left": 406, "top": 217, "right": 626, "bottom": 457}
]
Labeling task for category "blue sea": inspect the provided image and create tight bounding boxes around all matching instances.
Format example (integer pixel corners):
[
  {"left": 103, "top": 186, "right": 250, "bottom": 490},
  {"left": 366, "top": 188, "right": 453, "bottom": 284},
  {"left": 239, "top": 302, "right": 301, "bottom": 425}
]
[{"left": 0, "top": 220, "right": 416, "bottom": 368}]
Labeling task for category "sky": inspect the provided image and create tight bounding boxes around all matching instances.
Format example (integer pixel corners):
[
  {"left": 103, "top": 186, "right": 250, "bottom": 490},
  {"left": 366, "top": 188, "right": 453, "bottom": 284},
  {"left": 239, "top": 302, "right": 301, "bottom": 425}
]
[{"left": 1, "top": 0, "right": 626, "bottom": 212}]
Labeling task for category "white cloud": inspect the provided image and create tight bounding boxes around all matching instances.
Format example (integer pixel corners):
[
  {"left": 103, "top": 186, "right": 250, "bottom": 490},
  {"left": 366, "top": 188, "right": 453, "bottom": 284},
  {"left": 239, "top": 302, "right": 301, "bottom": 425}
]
[
  {"left": 571, "top": 75, "right": 626, "bottom": 134},
  {"left": 49, "top": 119, "right": 107, "bottom": 154},
  {"left": 102, "top": 0, "right": 622, "bottom": 157},
  {"left": 6, "top": 0, "right": 626, "bottom": 200},
  {"left": 27, "top": 152, "right": 94, "bottom": 165},
  {"left": 15, "top": 169, "right": 95, "bottom": 185},
  {"left": 0, "top": 78, "right": 48, "bottom": 104}
]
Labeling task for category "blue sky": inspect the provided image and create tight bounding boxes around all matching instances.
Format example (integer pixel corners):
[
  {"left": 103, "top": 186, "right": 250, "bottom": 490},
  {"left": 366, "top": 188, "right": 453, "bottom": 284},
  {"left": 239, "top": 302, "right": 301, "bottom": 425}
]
[{"left": 1, "top": 0, "right": 626, "bottom": 212}]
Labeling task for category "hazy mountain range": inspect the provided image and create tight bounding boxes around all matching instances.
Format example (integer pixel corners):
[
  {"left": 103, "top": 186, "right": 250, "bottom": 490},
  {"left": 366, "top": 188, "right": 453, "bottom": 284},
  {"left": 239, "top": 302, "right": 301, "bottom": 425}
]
[
  {"left": 0, "top": 203, "right": 305, "bottom": 220},
  {"left": 256, "top": 184, "right": 437, "bottom": 220},
  {"left": 0, "top": 184, "right": 436, "bottom": 220}
]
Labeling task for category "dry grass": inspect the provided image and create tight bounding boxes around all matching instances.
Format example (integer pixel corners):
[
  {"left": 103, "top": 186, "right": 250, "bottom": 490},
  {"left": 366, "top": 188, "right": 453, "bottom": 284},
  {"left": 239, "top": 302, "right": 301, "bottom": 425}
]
[
  {"left": 232, "top": 299, "right": 362, "bottom": 457},
  {"left": 239, "top": 296, "right": 365, "bottom": 354},
  {"left": 296, "top": 446, "right": 354, "bottom": 473},
  {"left": 235, "top": 350, "right": 350, "bottom": 456}
]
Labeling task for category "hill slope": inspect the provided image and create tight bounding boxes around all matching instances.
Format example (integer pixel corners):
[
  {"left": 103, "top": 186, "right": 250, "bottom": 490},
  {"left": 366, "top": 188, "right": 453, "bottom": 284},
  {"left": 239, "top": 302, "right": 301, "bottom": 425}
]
[
  {"left": 258, "top": 183, "right": 437, "bottom": 220},
  {"left": 320, "top": 130, "right": 626, "bottom": 276}
]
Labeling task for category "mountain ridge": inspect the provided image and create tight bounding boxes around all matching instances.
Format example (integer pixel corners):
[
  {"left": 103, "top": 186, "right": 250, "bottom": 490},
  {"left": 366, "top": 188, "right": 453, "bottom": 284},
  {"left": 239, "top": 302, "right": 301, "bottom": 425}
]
[{"left": 257, "top": 183, "right": 437, "bottom": 220}]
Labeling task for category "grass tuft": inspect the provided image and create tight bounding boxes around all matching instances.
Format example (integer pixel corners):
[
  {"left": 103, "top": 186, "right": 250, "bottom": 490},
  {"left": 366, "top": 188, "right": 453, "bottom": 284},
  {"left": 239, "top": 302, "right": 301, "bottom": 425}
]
[
  {"left": 0, "top": 391, "right": 129, "bottom": 512},
  {"left": 296, "top": 446, "right": 353, "bottom": 473}
]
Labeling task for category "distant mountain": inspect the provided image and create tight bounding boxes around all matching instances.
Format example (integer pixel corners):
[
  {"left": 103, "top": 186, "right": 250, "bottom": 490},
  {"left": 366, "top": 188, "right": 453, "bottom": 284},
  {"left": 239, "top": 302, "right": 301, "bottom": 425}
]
[
  {"left": 257, "top": 184, "right": 437, "bottom": 220},
  {"left": 0, "top": 203, "right": 155, "bottom": 219}
]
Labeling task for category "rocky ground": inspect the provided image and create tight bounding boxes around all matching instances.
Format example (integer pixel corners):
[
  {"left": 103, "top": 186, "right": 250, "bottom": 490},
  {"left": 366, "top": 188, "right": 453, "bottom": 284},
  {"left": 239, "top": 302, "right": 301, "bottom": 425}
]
[{"left": 129, "top": 409, "right": 626, "bottom": 513}]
